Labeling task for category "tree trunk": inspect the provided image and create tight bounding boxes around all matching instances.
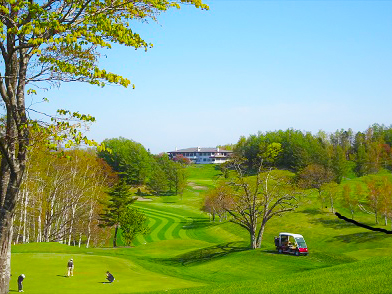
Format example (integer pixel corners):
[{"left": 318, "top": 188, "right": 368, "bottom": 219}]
[
  {"left": 330, "top": 197, "right": 334, "bottom": 214},
  {"left": 113, "top": 225, "right": 119, "bottom": 248},
  {"left": 86, "top": 202, "right": 94, "bottom": 249},
  {"left": 250, "top": 233, "right": 257, "bottom": 249},
  {"left": 78, "top": 233, "right": 82, "bottom": 248},
  {"left": 256, "top": 224, "right": 266, "bottom": 249},
  {"left": 37, "top": 207, "right": 42, "bottom": 243},
  {"left": 0, "top": 211, "right": 13, "bottom": 294},
  {"left": 22, "top": 192, "right": 29, "bottom": 243}
]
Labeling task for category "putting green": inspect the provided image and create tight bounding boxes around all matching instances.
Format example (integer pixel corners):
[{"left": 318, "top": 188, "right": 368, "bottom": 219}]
[{"left": 11, "top": 253, "right": 204, "bottom": 293}]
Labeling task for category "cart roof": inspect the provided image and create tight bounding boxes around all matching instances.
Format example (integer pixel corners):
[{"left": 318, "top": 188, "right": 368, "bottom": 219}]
[{"left": 279, "top": 232, "right": 304, "bottom": 238}]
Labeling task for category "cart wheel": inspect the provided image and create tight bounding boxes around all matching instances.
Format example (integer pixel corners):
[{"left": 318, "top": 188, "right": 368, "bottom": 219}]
[
  {"left": 278, "top": 248, "right": 283, "bottom": 254},
  {"left": 295, "top": 250, "right": 300, "bottom": 256}
]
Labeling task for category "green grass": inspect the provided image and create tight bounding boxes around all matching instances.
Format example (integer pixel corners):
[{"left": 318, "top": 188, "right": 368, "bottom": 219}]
[
  {"left": 10, "top": 164, "right": 392, "bottom": 293},
  {"left": 11, "top": 246, "right": 204, "bottom": 293}
]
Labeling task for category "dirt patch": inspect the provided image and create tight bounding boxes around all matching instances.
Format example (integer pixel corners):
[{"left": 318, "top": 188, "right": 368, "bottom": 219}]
[
  {"left": 136, "top": 197, "right": 153, "bottom": 201},
  {"left": 188, "top": 182, "right": 208, "bottom": 190}
]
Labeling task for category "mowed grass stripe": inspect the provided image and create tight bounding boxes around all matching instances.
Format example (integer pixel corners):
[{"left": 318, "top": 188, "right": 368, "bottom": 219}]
[
  {"left": 148, "top": 213, "right": 169, "bottom": 241},
  {"left": 135, "top": 204, "right": 193, "bottom": 219},
  {"left": 144, "top": 215, "right": 162, "bottom": 243},
  {"left": 140, "top": 209, "right": 191, "bottom": 241},
  {"left": 136, "top": 206, "right": 238, "bottom": 245},
  {"left": 137, "top": 207, "right": 193, "bottom": 240}
]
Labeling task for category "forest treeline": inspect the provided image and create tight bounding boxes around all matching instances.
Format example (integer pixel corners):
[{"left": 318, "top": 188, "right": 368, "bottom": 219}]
[
  {"left": 12, "top": 137, "right": 187, "bottom": 246},
  {"left": 232, "top": 124, "right": 392, "bottom": 182},
  {"left": 202, "top": 124, "right": 392, "bottom": 246},
  {"left": 12, "top": 124, "right": 392, "bottom": 246}
]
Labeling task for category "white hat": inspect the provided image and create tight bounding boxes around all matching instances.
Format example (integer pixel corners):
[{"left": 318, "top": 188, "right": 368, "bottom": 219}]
[
  {"left": 70, "top": 258, "right": 73, "bottom": 261},
  {"left": 21, "top": 274, "right": 25, "bottom": 278}
]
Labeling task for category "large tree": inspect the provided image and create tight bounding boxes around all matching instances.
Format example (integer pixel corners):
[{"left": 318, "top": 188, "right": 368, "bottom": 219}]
[
  {"left": 99, "top": 180, "right": 137, "bottom": 248},
  {"left": 99, "top": 137, "right": 153, "bottom": 185},
  {"left": 0, "top": 0, "right": 208, "bottom": 291},
  {"left": 208, "top": 162, "right": 300, "bottom": 249}
]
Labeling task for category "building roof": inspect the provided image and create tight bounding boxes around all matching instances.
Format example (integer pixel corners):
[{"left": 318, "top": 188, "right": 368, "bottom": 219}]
[{"left": 168, "top": 147, "right": 233, "bottom": 153}]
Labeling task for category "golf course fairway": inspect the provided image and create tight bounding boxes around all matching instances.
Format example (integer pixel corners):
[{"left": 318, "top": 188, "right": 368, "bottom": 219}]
[{"left": 10, "top": 251, "right": 204, "bottom": 293}]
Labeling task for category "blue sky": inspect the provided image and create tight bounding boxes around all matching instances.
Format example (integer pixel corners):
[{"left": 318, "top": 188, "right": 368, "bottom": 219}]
[{"left": 32, "top": 0, "right": 392, "bottom": 154}]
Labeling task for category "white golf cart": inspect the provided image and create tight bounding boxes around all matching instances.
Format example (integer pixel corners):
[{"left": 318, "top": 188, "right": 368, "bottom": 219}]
[{"left": 274, "top": 232, "right": 308, "bottom": 256}]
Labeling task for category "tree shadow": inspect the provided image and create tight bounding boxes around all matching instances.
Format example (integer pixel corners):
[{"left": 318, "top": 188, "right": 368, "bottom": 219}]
[
  {"left": 309, "top": 218, "right": 356, "bottom": 229},
  {"left": 301, "top": 208, "right": 323, "bottom": 215},
  {"left": 153, "top": 242, "right": 250, "bottom": 267},
  {"left": 181, "top": 218, "right": 217, "bottom": 230},
  {"left": 332, "top": 231, "right": 391, "bottom": 243}
]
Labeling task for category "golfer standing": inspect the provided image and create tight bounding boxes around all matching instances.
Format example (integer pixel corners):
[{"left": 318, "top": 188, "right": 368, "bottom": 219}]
[
  {"left": 67, "top": 258, "right": 74, "bottom": 277},
  {"left": 17, "top": 274, "right": 25, "bottom": 292}
]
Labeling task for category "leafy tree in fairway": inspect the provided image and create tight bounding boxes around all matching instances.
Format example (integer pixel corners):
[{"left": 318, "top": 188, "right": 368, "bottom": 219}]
[
  {"left": 378, "top": 176, "right": 392, "bottom": 226},
  {"left": 148, "top": 162, "right": 168, "bottom": 195},
  {"left": 0, "top": 0, "right": 208, "bottom": 291},
  {"left": 297, "top": 164, "right": 334, "bottom": 209},
  {"left": 202, "top": 182, "right": 233, "bottom": 222},
  {"left": 341, "top": 184, "right": 358, "bottom": 220},
  {"left": 119, "top": 207, "right": 149, "bottom": 245},
  {"left": 173, "top": 162, "right": 188, "bottom": 198},
  {"left": 149, "top": 153, "right": 188, "bottom": 196},
  {"left": 99, "top": 181, "right": 137, "bottom": 247},
  {"left": 321, "top": 182, "right": 339, "bottom": 213},
  {"left": 365, "top": 176, "right": 382, "bottom": 225}
]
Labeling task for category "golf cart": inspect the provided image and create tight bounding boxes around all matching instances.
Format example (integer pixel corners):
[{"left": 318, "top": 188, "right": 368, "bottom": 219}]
[{"left": 274, "top": 232, "right": 308, "bottom": 256}]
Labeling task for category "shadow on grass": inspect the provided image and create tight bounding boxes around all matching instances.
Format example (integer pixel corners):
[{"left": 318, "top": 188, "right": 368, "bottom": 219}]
[
  {"left": 301, "top": 208, "right": 323, "bottom": 215},
  {"left": 56, "top": 274, "right": 67, "bottom": 278},
  {"left": 153, "top": 242, "right": 250, "bottom": 267},
  {"left": 332, "top": 231, "right": 391, "bottom": 243},
  {"left": 309, "top": 218, "right": 356, "bottom": 229},
  {"left": 181, "top": 218, "right": 216, "bottom": 230}
]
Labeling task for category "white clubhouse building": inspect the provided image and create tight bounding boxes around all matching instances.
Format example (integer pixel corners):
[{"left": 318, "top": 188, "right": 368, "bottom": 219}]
[{"left": 168, "top": 147, "right": 233, "bottom": 164}]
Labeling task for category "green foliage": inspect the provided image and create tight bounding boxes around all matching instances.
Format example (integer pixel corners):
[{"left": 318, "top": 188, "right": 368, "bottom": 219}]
[
  {"left": 99, "top": 180, "right": 136, "bottom": 227},
  {"left": 99, "top": 137, "right": 152, "bottom": 185},
  {"left": 119, "top": 207, "right": 150, "bottom": 245},
  {"left": 234, "top": 125, "right": 392, "bottom": 180},
  {"left": 99, "top": 180, "right": 137, "bottom": 247},
  {"left": 148, "top": 162, "right": 169, "bottom": 195}
]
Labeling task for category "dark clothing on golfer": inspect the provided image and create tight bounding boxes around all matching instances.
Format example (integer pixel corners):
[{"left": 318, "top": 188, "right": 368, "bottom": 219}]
[
  {"left": 18, "top": 275, "right": 24, "bottom": 292},
  {"left": 106, "top": 273, "right": 115, "bottom": 283}
]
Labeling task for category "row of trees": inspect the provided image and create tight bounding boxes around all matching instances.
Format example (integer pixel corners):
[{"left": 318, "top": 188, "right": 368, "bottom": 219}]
[
  {"left": 13, "top": 148, "right": 117, "bottom": 247},
  {"left": 234, "top": 124, "right": 392, "bottom": 182},
  {"left": 99, "top": 137, "right": 187, "bottom": 196}
]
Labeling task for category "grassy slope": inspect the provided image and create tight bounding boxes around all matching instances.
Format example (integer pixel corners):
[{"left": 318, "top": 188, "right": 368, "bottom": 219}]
[{"left": 11, "top": 165, "right": 392, "bottom": 293}]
